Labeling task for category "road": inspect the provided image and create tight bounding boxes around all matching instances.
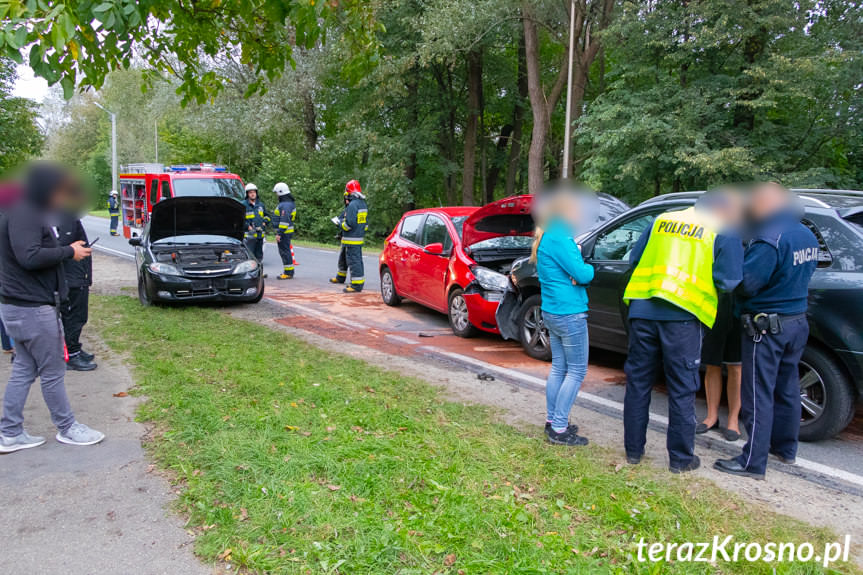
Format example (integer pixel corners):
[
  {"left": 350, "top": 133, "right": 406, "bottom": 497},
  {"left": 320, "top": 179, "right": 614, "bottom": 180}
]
[{"left": 82, "top": 215, "right": 863, "bottom": 493}]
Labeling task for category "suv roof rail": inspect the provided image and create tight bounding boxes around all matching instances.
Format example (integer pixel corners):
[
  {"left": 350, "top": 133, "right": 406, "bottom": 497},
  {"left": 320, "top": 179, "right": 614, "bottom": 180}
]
[{"left": 791, "top": 188, "right": 863, "bottom": 198}]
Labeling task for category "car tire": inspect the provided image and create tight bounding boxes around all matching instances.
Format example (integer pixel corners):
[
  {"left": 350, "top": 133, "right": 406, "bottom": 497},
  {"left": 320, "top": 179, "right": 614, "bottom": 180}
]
[
  {"left": 448, "top": 288, "right": 477, "bottom": 338},
  {"left": 518, "top": 294, "right": 551, "bottom": 361},
  {"left": 251, "top": 283, "right": 264, "bottom": 304},
  {"left": 798, "top": 345, "right": 856, "bottom": 442},
  {"left": 380, "top": 267, "right": 401, "bottom": 307},
  {"left": 137, "top": 274, "right": 152, "bottom": 307}
]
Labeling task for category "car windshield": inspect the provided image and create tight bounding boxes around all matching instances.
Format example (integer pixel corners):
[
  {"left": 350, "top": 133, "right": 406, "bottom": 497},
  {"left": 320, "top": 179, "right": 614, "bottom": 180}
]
[
  {"left": 171, "top": 178, "right": 245, "bottom": 201},
  {"left": 451, "top": 216, "right": 468, "bottom": 239},
  {"left": 469, "top": 235, "right": 534, "bottom": 251},
  {"left": 153, "top": 234, "right": 242, "bottom": 245}
]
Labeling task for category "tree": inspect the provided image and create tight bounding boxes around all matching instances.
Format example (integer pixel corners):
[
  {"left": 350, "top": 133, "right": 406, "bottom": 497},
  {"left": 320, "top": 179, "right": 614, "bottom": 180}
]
[{"left": 0, "top": 58, "right": 43, "bottom": 174}]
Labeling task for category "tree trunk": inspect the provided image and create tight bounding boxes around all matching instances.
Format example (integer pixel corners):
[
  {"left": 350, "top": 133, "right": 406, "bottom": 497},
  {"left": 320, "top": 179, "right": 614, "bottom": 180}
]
[
  {"left": 405, "top": 75, "right": 418, "bottom": 211},
  {"left": 523, "top": 14, "right": 548, "bottom": 196},
  {"left": 506, "top": 29, "right": 528, "bottom": 197},
  {"left": 462, "top": 49, "right": 482, "bottom": 206}
]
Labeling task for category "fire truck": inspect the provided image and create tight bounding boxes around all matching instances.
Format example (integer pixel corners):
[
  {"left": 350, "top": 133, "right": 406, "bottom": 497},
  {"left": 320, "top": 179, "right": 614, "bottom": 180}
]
[{"left": 118, "top": 163, "right": 246, "bottom": 239}]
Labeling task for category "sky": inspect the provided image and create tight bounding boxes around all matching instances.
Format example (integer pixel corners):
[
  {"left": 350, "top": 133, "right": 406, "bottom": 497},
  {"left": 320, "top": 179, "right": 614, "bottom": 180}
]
[{"left": 12, "top": 64, "right": 50, "bottom": 102}]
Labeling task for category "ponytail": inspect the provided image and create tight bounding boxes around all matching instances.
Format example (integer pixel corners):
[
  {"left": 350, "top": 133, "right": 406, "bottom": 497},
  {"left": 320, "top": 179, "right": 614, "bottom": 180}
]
[{"left": 529, "top": 226, "right": 544, "bottom": 264}]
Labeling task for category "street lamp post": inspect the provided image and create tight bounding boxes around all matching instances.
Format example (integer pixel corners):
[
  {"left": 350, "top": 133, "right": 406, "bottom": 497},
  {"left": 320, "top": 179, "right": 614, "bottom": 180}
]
[
  {"left": 94, "top": 102, "right": 117, "bottom": 192},
  {"left": 562, "top": 0, "right": 576, "bottom": 180}
]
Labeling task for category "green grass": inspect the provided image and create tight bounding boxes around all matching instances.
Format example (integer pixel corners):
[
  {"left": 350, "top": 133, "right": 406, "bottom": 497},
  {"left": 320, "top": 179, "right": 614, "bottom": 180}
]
[
  {"left": 89, "top": 209, "right": 111, "bottom": 218},
  {"left": 91, "top": 295, "right": 856, "bottom": 575}
]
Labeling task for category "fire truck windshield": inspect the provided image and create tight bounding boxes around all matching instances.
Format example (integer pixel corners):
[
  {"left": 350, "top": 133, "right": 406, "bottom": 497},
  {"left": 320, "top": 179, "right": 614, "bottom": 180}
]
[{"left": 171, "top": 177, "right": 245, "bottom": 202}]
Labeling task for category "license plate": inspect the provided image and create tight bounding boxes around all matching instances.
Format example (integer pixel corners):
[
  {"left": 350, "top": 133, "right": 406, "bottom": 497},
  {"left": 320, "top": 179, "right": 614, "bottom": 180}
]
[{"left": 191, "top": 280, "right": 211, "bottom": 290}]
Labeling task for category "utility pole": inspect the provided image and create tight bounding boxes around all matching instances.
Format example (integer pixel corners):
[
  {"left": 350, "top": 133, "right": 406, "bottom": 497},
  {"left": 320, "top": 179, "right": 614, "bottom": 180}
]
[
  {"left": 94, "top": 102, "right": 117, "bottom": 191},
  {"left": 154, "top": 117, "right": 159, "bottom": 164},
  {"left": 561, "top": 0, "right": 576, "bottom": 179}
]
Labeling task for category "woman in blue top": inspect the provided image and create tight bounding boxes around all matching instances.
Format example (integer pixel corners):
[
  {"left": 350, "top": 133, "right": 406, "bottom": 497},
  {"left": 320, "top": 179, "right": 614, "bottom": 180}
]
[{"left": 532, "top": 193, "right": 595, "bottom": 446}]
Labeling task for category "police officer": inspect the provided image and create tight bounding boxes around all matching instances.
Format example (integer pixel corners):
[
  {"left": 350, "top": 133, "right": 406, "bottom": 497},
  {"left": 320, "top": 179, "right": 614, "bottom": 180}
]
[
  {"left": 714, "top": 184, "right": 818, "bottom": 480},
  {"left": 108, "top": 190, "right": 120, "bottom": 236},
  {"left": 242, "top": 182, "right": 270, "bottom": 262},
  {"left": 272, "top": 182, "right": 296, "bottom": 280},
  {"left": 622, "top": 190, "right": 743, "bottom": 473},
  {"left": 329, "top": 180, "right": 368, "bottom": 293}
]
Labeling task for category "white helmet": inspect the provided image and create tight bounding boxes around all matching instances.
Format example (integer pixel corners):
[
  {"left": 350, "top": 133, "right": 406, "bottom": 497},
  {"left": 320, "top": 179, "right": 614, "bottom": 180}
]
[
  {"left": 244, "top": 182, "right": 258, "bottom": 192},
  {"left": 109, "top": 190, "right": 119, "bottom": 196},
  {"left": 273, "top": 182, "right": 291, "bottom": 196}
]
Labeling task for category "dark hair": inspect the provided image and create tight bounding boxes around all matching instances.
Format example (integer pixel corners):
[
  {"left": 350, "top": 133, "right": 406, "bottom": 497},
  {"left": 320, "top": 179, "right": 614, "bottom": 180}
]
[{"left": 25, "top": 162, "right": 70, "bottom": 208}]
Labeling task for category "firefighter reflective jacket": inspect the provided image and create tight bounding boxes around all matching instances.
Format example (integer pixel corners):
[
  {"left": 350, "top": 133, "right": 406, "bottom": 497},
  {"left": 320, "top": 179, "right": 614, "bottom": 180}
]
[
  {"left": 108, "top": 196, "right": 120, "bottom": 215},
  {"left": 273, "top": 197, "right": 296, "bottom": 236},
  {"left": 622, "top": 207, "right": 719, "bottom": 328},
  {"left": 242, "top": 199, "right": 270, "bottom": 239},
  {"left": 341, "top": 196, "right": 368, "bottom": 245}
]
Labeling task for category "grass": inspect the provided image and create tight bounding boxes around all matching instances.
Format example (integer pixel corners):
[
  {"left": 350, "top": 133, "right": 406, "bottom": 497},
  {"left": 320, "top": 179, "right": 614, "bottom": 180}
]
[
  {"left": 89, "top": 209, "right": 111, "bottom": 218},
  {"left": 91, "top": 295, "right": 856, "bottom": 575}
]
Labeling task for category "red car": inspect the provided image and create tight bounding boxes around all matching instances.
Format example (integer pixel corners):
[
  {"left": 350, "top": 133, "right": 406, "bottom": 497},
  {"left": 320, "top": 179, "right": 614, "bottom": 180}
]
[{"left": 378, "top": 196, "right": 535, "bottom": 337}]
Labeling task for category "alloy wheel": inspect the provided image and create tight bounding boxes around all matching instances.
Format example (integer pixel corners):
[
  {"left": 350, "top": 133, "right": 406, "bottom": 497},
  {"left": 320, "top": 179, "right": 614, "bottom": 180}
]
[{"left": 799, "top": 359, "right": 826, "bottom": 423}]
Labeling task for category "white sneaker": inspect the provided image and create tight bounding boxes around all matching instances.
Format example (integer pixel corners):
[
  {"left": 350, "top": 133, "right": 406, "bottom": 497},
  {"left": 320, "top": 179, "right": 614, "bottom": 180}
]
[
  {"left": 56, "top": 422, "right": 105, "bottom": 446},
  {"left": 0, "top": 430, "right": 46, "bottom": 453}
]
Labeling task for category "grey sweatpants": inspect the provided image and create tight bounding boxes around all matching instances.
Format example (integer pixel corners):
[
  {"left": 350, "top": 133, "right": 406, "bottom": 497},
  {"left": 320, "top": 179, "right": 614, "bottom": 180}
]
[{"left": 0, "top": 304, "right": 75, "bottom": 436}]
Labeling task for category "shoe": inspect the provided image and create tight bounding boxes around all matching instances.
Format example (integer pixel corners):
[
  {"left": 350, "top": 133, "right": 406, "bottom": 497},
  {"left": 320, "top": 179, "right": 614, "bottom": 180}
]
[
  {"left": 545, "top": 422, "right": 579, "bottom": 436},
  {"left": 277, "top": 274, "right": 294, "bottom": 280},
  {"left": 769, "top": 450, "right": 796, "bottom": 465},
  {"left": 0, "top": 430, "right": 46, "bottom": 453},
  {"left": 713, "top": 458, "right": 765, "bottom": 480},
  {"left": 343, "top": 286, "right": 363, "bottom": 293},
  {"left": 66, "top": 354, "right": 97, "bottom": 371},
  {"left": 78, "top": 350, "right": 95, "bottom": 362},
  {"left": 722, "top": 428, "right": 741, "bottom": 442},
  {"left": 669, "top": 455, "right": 701, "bottom": 474},
  {"left": 56, "top": 422, "right": 105, "bottom": 446},
  {"left": 695, "top": 421, "right": 719, "bottom": 435},
  {"left": 329, "top": 277, "right": 345, "bottom": 284},
  {"left": 546, "top": 427, "right": 589, "bottom": 446},
  {"left": 626, "top": 453, "right": 642, "bottom": 465}
]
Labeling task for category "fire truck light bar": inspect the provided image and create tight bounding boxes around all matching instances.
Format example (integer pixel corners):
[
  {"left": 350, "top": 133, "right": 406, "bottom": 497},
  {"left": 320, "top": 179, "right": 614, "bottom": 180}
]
[{"left": 166, "top": 164, "right": 228, "bottom": 173}]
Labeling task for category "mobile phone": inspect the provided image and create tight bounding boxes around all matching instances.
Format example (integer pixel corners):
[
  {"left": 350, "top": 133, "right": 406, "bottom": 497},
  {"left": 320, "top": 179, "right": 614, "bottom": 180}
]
[{"left": 87, "top": 237, "right": 100, "bottom": 248}]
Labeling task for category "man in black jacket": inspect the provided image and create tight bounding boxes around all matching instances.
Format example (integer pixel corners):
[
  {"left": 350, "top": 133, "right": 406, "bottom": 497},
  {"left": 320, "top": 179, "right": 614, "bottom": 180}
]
[
  {"left": 59, "top": 212, "right": 97, "bottom": 371},
  {"left": 0, "top": 163, "right": 105, "bottom": 453}
]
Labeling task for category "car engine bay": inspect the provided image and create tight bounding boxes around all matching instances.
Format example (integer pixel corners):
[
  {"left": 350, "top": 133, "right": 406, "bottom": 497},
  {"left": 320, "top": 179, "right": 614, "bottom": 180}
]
[{"left": 152, "top": 245, "right": 249, "bottom": 268}]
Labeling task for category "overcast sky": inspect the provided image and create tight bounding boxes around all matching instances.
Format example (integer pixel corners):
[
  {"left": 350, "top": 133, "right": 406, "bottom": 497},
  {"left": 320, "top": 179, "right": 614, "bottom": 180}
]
[{"left": 13, "top": 65, "right": 50, "bottom": 102}]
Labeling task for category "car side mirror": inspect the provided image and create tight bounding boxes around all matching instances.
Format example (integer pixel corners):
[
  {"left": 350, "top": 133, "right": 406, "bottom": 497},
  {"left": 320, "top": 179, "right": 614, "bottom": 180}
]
[
  {"left": 424, "top": 242, "right": 445, "bottom": 256},
  {"left": 128, "top": 237, "right": 141, "bottom": 247}
]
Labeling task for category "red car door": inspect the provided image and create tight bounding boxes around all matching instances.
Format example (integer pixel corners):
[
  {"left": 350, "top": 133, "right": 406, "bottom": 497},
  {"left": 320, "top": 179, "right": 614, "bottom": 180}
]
[
  {"left": 413, "top": 214, "right": 453, "bottom": 311},
  {"left": 390, "top": 213, "right": 425, "bottom": 298}
]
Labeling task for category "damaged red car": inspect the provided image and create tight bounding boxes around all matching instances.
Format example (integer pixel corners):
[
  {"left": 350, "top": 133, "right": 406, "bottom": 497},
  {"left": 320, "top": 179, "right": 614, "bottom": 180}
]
[{"left": 378, "top": 196, "right": 535, "bottom": 337}]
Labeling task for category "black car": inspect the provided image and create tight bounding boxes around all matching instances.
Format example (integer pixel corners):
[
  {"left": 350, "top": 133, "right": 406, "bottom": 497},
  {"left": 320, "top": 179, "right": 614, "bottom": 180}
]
[
  {"left": 129, "top": 196, "right": 264, "bottom": 305},
  {"left": 497, "top": 190, "right": 863, "bottom": 441}
]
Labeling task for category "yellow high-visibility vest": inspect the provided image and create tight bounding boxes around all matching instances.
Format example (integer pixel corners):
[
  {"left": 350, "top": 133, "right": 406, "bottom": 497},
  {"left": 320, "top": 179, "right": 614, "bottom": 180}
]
[{"left": 623, "top": 207, "right": 719, "bottom": 328}]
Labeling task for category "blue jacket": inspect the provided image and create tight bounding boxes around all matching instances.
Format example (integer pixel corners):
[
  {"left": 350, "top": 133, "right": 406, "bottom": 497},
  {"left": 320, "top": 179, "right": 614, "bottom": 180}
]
[
  {"left": 536, "top": 218, "right": 595, "bottom": 315},
  {"left": 738, "top": 211, "right": 818, "bottom": 315},
  {"left": 628, "top": 225, "right": 743, "bottom": 322}
]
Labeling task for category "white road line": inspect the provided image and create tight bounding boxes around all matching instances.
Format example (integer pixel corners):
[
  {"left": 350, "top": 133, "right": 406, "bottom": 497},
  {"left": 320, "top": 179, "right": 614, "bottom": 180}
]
[
  {"left": 417, "top": 346, "right": 863, "bottom": 489},
  {"left": 94, "top": 245, "right": 135, "bottom": 260}
]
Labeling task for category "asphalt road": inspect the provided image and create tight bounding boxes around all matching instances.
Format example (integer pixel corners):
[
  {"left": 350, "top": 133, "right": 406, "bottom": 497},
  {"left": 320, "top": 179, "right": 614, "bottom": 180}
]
[{"left": 81, "top": 215, "right": 863, "bottom": 491}]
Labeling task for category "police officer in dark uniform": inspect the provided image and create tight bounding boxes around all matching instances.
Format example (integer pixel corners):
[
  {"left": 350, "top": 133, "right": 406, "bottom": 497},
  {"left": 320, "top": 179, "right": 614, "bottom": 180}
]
[
  {"left": 58, "top": 212, "right": 97, "bottom": 371},
  {"left": 108, "top": 190, "right": 120, "bottom": 236},
  {"left": 714, "top": 183, "right": 818, "bottom": 480}
]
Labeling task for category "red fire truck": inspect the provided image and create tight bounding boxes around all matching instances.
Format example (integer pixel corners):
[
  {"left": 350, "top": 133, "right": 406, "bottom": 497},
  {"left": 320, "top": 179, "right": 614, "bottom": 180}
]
[{"left": 118, "top": 163, "right": 246, "bottom": 239}]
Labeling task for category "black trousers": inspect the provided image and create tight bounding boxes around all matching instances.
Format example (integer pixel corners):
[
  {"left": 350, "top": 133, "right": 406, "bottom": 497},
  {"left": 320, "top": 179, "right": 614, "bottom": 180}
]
[
  {"left": 343, "top": 244, "right": 364, "bottom": 289},
  {"left": 109, "top": 214, "right": 119, "bottom": 234},
  {"left": 734, "top": 315, "right": 808, "bottom": 475},
  {"left": 623, "top": 318, "right": 703, "bottom": 468},
  {"left": 245, "top": 237, "right": 264, "bottom": 261},
  {"left": 62, "top": 286, "right": 90, "bottom": 356},
  {"left": 277, "top": 234, "right": 294, "bottom": 276}
]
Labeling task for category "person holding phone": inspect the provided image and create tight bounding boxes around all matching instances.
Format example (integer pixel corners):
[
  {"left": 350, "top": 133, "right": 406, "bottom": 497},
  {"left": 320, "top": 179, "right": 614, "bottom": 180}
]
[{"left": 58, "top": 211, "right": 97, "bottom": 371}]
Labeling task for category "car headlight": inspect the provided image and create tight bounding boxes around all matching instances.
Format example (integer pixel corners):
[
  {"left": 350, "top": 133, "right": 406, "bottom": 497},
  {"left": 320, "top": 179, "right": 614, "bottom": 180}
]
[
  {"left": 148, "top": 262, "right": 181, "bottom": 276},
  {"left": 233, "top": 259, "right": 259, "bottom": 274},
  {"left": 472, "top": 266, "right": 509, "bottom": 292}
]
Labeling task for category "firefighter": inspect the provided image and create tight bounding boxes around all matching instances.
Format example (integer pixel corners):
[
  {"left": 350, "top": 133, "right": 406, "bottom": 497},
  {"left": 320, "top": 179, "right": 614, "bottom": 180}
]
[
  {"left": 329, "top": 180, "right": 368, "bottom": 293},
  {"left": 272, "top": 182, "right": 296, "bottom": 280},
  {"left": 242, "top": 182, "right": 270, "bottom": 262},
  {"left": 108, "top": 190, "right": 120, "bottom": 236}
]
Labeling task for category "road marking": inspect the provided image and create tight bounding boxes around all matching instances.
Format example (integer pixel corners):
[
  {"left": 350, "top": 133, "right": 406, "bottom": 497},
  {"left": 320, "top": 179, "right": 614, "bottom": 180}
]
[
  {"left": 417, "top": 345, "right": 863, "bottom": 490},
  {"left": 385, "top": 334, "right": 420, "bottom": 345},
  {"left": 94, "top": 245, "right": 135, "bottom": 260}
]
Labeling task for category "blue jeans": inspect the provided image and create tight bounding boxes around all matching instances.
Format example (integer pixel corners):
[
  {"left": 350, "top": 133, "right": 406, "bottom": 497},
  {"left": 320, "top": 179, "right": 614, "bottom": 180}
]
[{"left": 543, "top": 311, "right": 589, "bottom": 430}]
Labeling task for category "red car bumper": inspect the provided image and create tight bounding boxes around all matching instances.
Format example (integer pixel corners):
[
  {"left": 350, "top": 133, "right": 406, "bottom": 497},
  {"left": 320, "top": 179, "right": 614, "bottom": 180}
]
[{"left": 463, "top": 291, "right": 503, "bottom": 334}]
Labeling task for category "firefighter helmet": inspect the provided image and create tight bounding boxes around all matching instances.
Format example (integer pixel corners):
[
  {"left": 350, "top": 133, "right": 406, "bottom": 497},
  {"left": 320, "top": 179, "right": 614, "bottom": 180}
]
[
  {"left": 109, "top": 190, "right": 119, "bottom": 197},
  {"left": 344, "top": 180, "right": 362, "bottom": 197},
  {"left": 244, "top": 182, "right": 258, "bottom": 193},
  {"left": 273, "top": 182, "right": 292, "bottom": 196}
]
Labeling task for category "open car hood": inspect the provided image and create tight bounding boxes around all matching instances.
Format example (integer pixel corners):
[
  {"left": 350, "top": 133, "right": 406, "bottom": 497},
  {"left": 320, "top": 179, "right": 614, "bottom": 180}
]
[
  {"left": 461, "top": 195, "right": 535, "bottom": 248},
  {"left": 148, "top": 197, "right": 245, "bottom": 243}
]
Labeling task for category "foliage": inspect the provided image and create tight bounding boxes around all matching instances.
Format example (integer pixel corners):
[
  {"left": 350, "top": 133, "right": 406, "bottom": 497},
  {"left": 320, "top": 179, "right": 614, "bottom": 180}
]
[
  {"left": 92, "top": 294, "right": 859, "bottom": 574},
  {"left": 0, "top": 57, "right": 42, "bottom": 173}
]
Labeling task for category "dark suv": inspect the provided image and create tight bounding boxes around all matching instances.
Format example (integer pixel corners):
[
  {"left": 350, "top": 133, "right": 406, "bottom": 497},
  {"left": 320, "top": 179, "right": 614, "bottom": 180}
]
[{"left": 497, "top": 190, "right": 863, "bottom": 441}]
